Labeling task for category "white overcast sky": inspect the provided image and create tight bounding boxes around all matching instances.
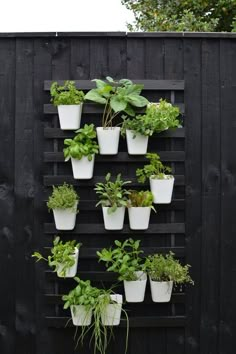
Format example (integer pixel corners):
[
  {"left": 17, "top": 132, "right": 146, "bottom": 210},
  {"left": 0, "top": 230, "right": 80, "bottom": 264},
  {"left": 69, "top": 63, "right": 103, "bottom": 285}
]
[{"left": 0, "top": 0, "right": 135, "bottom": 32}]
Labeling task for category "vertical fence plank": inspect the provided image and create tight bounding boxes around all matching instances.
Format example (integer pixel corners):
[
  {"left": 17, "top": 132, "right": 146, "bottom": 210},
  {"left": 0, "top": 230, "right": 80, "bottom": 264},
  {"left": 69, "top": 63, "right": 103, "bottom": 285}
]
[
  {"left": 90, "top": 38, "right": 109, "bottom": 79},
  {"left": 219, "top": 38, "right": 236, "bottom": 354},
  {"left": 70, "top": 38, "right": 90, "bottom": 79},
  {"left": 145, "top": 38, "right": 164, "bottom": 79},
  {"left": 184, "top": 39, "right": 202, "bottom": 354},
  {"left": 15, "top": 38, "right": 35, "bottom": 354},
  {"left": 0, "top": 38, "right": 16, "bottom": 354}
]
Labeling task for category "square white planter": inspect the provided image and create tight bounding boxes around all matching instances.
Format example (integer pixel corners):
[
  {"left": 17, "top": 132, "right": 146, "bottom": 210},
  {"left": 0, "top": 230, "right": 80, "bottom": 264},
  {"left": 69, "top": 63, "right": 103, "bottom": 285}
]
[
  {"left": 149, "top": 279, "right": 173, "bottom": 302},
  {"left": 70, "top": 305, "right": 92, "bottom": 326},
  {"left": 126, "top": 129, "right": 149, "bottom": 155},
  {"left": 96, "top": 127, "right": 120, "bottom": 155},
  {"left": 128, "top": 207, "right": 151, "bottom": 230},
  {"left": 124, "top": 271, "right": 147, "bottom": 303},
  {"left": 71, "top": 155, "right": 95, "bottom": 179},
  {"left": 102, "top": 206, "right": 125, "bottom": 230},
  {"left": 101, "top": 294, "right": 123, "bottom": 326},
  {"left": 57, "top": 248, "right": 79, "bottom": 278},
  {"left": 149, "top": 176, "right": 174, "bottom": 204},
  {"left": 57, "top": 104, "right": 83, "bottom": 130},
  {"left": 53, "top": 202, "right": 78, "bottom": 230}
]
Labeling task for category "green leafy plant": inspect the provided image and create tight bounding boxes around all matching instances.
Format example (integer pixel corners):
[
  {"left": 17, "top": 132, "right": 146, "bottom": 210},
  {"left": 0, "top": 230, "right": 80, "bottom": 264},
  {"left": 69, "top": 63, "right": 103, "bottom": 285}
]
[
  {"left": 136, "top": 153, "right": 172, "bottom": 183},
  {"left": 47, "top": 183, "right": 79, "bottom": 211},
  {"left": 94, "top": 173, "right": 131, "bottom": 214},
  {"left": 32, "top": 236, "right": 81, "bottom": 277},
  {"left": 97, "top": 238, "right": 144, "bottom": 281},
  {"left": 121, "top": 114, "right": 155, "bottom": 138},
  {"left": 127, "top": 190, "right": 155, "bottom": 210},
  {"left": 63, "top": 124, "right": 99, "bottom": 161},
  {"left": 85, "top": 76, "right": 149, "bottom": 128},
  {"left": 50, "top": 81, "right": 85, "bottom": 106},
  {"left": 144, "top": 251, "right": 194, "bottom": 284},
  {"left": 62, "top": 277, "right": 129, "bottom": 354}
]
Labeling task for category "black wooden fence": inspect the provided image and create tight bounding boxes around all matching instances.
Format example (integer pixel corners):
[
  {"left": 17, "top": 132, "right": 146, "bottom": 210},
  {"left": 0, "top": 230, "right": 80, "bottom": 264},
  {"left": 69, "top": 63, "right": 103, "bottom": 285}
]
[{"left": 0, "top": 32, "right": 236, "bottom": 354}]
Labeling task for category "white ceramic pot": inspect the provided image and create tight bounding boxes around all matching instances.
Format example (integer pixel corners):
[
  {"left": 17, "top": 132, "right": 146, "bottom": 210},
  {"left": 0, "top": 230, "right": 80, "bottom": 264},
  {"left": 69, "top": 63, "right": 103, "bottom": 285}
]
[
  {"left": 126, "top": 129, "right": 149, "bottom": 155},
  {"left": 149, "top": 176, "right": 174, "bottom": 204},
  {"left": 96, "top": 127, "right": 120, "bottom": 155},
  {"left": 102, "top": 206, "right": 125, "bottom": 230},
  {"left": 128, "top": 207, "right": 151, "bottom": 230},
  {"left": 149, "top": 279, "right": 173, "bottom": 302},
  {"left": 57, "top": 248, "right": 79, "bottom": 278},
  {"left": 70, "top": 305, "right": 92, "bottom": 326},
  {"left": 57, "top": 104, "right": 83, "bottom": 130},
  {"left": 101, "top": 294, "right": 122, "bottom": 326},
  {"left": 53, "top": 202, "right": 78, "bottom": 230},
  {"left": 71, "top": 155, "right": 95, "bottom": 179},
  {"left": 124, "top": 271, "right": 147, "bottom": 303}
]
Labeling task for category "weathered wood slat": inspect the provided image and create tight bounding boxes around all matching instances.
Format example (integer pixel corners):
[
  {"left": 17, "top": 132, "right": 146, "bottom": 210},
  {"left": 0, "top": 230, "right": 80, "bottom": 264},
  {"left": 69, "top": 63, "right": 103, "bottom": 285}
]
[
  {"left": 44, "top": 79, "right": 184, "bottom": 91},
  {"left": 44, "top": 151, "right": 185, "bottom": 163}
]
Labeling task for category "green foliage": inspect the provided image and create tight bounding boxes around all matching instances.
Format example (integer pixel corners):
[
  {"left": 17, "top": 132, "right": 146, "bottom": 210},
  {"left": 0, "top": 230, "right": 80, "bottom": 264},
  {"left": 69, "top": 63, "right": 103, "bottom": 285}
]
[
  {"left": 136, "top": 153, "right": 172, "bottom": 183},
  {"left": 32, "top": 236, "right": 81, "bottom": 277},
  {"left": 63, "top": 124, "right": 99, "bottom": 161},
  {"left": 127, "top": 190, "right": 155, "bottom": 210},
  {"left": 97, "top": 238, "right": 144, "bottom": 281},
  {"left": 50, "top": 81, "right": 85, "bottom": 106},
  {"left": 122, "top": 0, "right": 236, "bottom": 32},
  {"left": 144, "top": 251, "right": 194, "bottom": 284},
  {"left": 47, "top": 183, "right": 79, "bottom": 211},
  {"left": 94, "top": 173, "right": 131, "bottom": 214},
  {"left": 121, "top": 114, "right": 155, "bottom": 137},
  {"left": 85, "top": 76, "right": 148, "bottom": 128}
]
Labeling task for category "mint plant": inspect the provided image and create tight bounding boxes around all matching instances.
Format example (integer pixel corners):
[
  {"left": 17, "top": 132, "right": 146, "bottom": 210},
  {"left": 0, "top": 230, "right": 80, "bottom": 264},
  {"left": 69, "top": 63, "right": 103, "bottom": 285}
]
[
  {"left": 97, "top": 238, "right": 144, "bottom": 281},
  {"left": 136, "top": 153, "right": 172, "bottom": 183},
  {"left": 85, "top": 76, "right": 149, "bottom": 128},
  {"left": 94, "top": 173, "right": 131, "bottom": 214},
  {"left": 50, "top": 81, "right": 85, "bottom": 105},
  {"left": 63, "top": 124, "right": 99, "bottom": 161},
  {"left": 32, "top": 236, "right": 81, "bottom": 277},
  {"left": 47, "top": 183, "right": 79, "bottom": 211}
]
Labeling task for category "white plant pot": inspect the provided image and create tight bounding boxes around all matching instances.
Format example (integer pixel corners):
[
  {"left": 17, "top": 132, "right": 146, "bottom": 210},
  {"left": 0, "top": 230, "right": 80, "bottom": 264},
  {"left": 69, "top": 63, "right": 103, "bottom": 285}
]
[
  {"left": 53, "top": 202, "right": 78, "bottom": 230},
  {"left": 71, "top": 155, "right": 95, "bottom": 179},
  {"left": 101, "top": 294, "right": 122, "bottom": 326},
  {"left": 149, "top": 176, "right": 174, "bottom": 204},
  {"left": 128, "top": 207, "right": 151, "bottom": 230},
  {"left": 57, "top": 104, "right": 83, "bottom": 130},
  {"left": 96, "top": 127, "right": 120, "bottom": 155},
  {"left": 150, "top": 279, "right": 173, "bottom": 302},
  {"left": 102, "top": 206, "right": 125, "bottom": 230},
  {"left": 70, "top": 305, "right": 92, "bottom": 326},
  {"left": 124, "top": 271, "right": 147, "bottom": 303},
  {"left": 57, "top": 248, "right": 79, "bottom": 278},
  {"left": 126, "top": 129, "right": 149, "bottom": 155}
]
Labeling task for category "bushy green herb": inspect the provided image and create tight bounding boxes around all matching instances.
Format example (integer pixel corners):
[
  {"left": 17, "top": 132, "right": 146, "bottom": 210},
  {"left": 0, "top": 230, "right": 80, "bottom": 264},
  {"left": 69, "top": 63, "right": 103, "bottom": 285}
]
[
  {"left": 47, "top": 183, "right": 79, "bottom": 211},
  {"left": 94, "top": 173, "right": 131, "bottom": 214},
  {"left": 63, "top": 124, "right": 99, "bottom": 161},
  {"left": 32, "top": 236, "right": 81, "bottom": 277},
  {"left": 50, "top": 81, "right": 85, "bottom": 106},
  {"left": 97, "top": 238, "right": 144, "bottom": 281},
  {"left": 85, "top": 76, "right": 148, "bottom": 128},
  {"left": 121, "top": 114, "right": 155, "bottom": 137},
  {"left": 136, "top": 153, "right": 172, "bottom": 183},
  {"left": 127, "top": 190, "right": 155, "bottom": 210},
  {"left": 144, "top": 251, "right": 194, "bottom": 284}
]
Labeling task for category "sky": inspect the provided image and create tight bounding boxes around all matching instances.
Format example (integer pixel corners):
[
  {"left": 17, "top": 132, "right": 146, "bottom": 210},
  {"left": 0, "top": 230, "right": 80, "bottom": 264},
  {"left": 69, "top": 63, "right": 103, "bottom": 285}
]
[{"left": 0, "top": 0, "right": 135, "bottom": 32}]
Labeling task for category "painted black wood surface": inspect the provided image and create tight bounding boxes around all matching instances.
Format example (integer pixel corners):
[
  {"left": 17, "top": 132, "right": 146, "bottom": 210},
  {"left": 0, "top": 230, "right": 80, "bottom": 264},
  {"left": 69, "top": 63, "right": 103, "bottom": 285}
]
[{"left": 0, "top": 33, "right": 235, "bottom": 354}]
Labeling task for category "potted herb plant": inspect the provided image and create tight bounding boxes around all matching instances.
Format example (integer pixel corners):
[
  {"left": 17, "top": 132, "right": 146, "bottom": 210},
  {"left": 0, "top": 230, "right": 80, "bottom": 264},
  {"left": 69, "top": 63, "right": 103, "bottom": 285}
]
[
  {"left": 32, "top": 236, "right": 81, "bottom": 278},
  {"left": 127, "top": 190, "right": 155, "bottom": 230},
  {"left": 63, "top": 124, "right": 99, "bottom": 179},
  {"left": 144, "top": 252, "right": 194, "bottom": 302},
  {"left": 62, "top": 277, "right": 128, "bottom": 354},
  {"left": 50, "top": 81, "right": 85, "bottom": 130},
  {"left": 85, "top": 76, "right": 148, "bottom": 155},
  {"left": 121, "top": 99, "right": 180, "bottom": 155},
  {"left": 94, "top": 173, "right": 131, "bottom": 230},
  {"left": 47, "top": 183, "right": 79, "bottom": 230},
  {"left": 97, "top": 239, "right": 147, "bottom": 303},
  {"left": 136, "top": 153, "right": 174, "bottom": 204}
]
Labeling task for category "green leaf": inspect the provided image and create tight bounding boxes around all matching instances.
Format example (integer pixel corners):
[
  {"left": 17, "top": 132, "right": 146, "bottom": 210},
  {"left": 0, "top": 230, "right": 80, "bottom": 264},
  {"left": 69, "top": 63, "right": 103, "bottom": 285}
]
[{"left": 84, "top": 89, "right": 107, "bottom": 104}]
